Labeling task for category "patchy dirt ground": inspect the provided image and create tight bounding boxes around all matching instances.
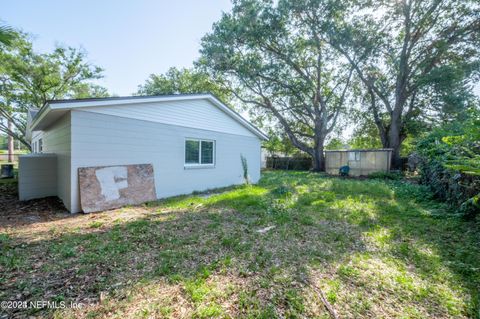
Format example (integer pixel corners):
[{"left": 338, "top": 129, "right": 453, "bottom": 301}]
[
  {"left": 0, "top": 182, "right": 68, "bottom": 225},
  {"left": 0, "top": 182, "right": 152, "bottom": 243}
]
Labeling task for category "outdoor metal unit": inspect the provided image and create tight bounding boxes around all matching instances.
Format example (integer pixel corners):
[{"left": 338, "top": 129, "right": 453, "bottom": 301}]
[{"left": 18, "top": 154, "right": 57, "bottom": 201}]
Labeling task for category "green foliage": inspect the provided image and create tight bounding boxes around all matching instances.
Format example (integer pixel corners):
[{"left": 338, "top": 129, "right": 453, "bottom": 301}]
[
  {"left": 262, "top": 131, "right": 301, "bottom": 156},
  {"left": 325, "top": 137, "right": 345, "bottom": 150},
  {"left": 0, "top": 24, "right": 16, "bottom": 47},
  {"left": 262, "top": 133, "right": 283, "bottom": 155},
  {"left": 416, "top": 107, "right": 480, "bottom": 217},
  {"left": 0, "top": 31, "right": 107, "bottom": 148},
  {"left": 332, "top": 0, "right": 480, "bottom": 167},
  {"left": 240, "top": 154, "right": 249, "bottom": 184},
  {"left": 270, "top": 184, "right": 296, "bottom": 197},
  {"left": 349, "top": 134, "right": 382, "bottom": 150},
  {"left": 200, "top": 0, "right": 355, "bottom": 170},
  {"left": 266, "top": 157, "right": 312, "bottom": 171},
  {"left": 3, "top": 171, "right": 480, "bottom": 317},
  {"left": 137, "top": 67, "right": 232, "bottom": 103},
  {"left": 417, "top": 63, "right": 480, "bottom": 123},
  {"left": 400, "top": 136, "right": 416, "bottom": 157},
  {"left": 347, "top": 110, "right": 383, "bottom": 149}
]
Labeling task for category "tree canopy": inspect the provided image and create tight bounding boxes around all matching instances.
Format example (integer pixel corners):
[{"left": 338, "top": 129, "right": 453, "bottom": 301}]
[
  {"left": 0, "top": 31, "right": 107, "bottom": 148},
  {"left": 329, "top": 0, "right": 480, "bottom": 167},
  {"left": 200, "top": 0, "right": 354, "bottom": 170},
  {"left": 137, "top": 67, "right": 232, "bottom": 103}
]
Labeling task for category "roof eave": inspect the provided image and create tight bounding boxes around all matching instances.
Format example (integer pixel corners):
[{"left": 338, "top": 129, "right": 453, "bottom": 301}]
[
  {"left": 31, "top": 94, "right": 269, "bottom": 141},
  {"left": 30, "top": 105, "right": 52, "bottom": 131}
]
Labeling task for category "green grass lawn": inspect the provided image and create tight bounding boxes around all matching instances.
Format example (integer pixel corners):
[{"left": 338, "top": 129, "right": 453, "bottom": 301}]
[
  {"left": 1, "top": 171, "right": 479, "bottom": 318},
  {"left": 0, "top": 149, "right": 29, "bottom": 154}
]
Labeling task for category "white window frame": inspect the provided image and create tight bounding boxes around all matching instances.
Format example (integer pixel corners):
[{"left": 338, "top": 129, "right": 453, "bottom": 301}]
[
  {"left": 38, "top": 138, "right": 43, "bottom": 153},
  {"left": 184, "top": 138, "right": 215, "bottom": 169}
]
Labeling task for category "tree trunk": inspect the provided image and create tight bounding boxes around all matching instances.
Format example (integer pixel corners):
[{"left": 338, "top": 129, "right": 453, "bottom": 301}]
[
  {"left": 387, "top": 118, "right": 402, "bottom": 170},
  {"left": 7, "top": 120, "right": 14, "bottom": 163},
  {"left": 312, "top": 142, "right": 325, "bottom": 172}
]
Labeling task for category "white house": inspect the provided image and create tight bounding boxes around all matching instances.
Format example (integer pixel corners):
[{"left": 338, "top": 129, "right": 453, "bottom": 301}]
[{"left": 20, "top": 94, "right": 268, "bottom": 213}]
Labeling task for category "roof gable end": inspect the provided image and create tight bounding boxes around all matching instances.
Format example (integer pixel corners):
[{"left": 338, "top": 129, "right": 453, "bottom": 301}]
[{"left": 31, "top": 94, "right": 268, "bottom": 140}]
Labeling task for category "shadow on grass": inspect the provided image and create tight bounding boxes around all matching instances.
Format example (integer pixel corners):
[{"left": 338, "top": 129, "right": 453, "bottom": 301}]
[
  {"left": 1, "top": 186, "right": 364, "bottom": 318},
  {"left": 368, "top": 199, "right": 480, "bottom": 316},
  {"left": 1, "top": 171, "right": 479, "bottom": 318},
  {"left": 312, "top": 176, "right": 480, "bottom": 317}
]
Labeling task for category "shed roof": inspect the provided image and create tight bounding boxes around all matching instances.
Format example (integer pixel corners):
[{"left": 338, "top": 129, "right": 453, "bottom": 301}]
[{"left": 28, "top": 93, "right": 268, "bottom": 140}]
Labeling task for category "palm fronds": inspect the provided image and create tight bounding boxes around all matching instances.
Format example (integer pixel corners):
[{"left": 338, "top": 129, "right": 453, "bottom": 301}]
[{"left": 0, "top": 25, "right": 15, "bottom": 47}]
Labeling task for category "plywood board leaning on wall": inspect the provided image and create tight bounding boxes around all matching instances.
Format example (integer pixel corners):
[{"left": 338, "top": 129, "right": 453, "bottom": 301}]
[{"left": 78, "top": 164, "right": 156, "bottom": 213}]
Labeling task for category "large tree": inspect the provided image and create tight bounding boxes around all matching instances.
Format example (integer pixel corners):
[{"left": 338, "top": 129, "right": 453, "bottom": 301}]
[
  {"left": 0, "top": 23, "right": 16, "bottom": 161},
  {"left": 0, "top": 32, "right": 106, "bottom": 149},
  {"left": 200, "top": 0, "right": 354, "bottom": 171},
  {"left": 330, "top": 0, "right": 480, "bottom": 168},
  {"left": 137, "top": 67, "right": 232, "bottom": 103}
]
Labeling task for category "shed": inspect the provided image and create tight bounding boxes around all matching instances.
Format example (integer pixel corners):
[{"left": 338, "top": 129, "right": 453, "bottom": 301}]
[
  {"left": 325, "top": 149, "right": 392, "bottom": 176},
  {"left": 20, "top": 94, "right": 268, "bottom": 213}
]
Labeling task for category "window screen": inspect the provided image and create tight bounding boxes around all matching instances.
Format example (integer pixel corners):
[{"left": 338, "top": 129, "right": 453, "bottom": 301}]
[
  {"left": 185, "top": 140, "right": 200, "bottom": 164},
  {"left": 185, "top": 139, "right": 215, "bottom": 165},
  {"left": 201, "top": 141, "right": 214, "bottom": 164}
]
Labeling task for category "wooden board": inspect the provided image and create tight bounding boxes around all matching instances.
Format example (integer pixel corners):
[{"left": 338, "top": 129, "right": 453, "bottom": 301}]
[{"left": 78, "top": 164, "right": 156, "bottom": 213}]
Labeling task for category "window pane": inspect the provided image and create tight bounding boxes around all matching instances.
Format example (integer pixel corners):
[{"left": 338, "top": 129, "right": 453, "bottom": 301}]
[
  {"left": 201, "top": 141, "right": 214, "bottom": 164},
  {"left": 348, "top": 152, "right": 355, "bottom": 161},
  {"left": 185, "top": 140, "right": 200, "bottom": 164},
  {"left": 348, "top": 151, "right": 360, "bottom": 161}
]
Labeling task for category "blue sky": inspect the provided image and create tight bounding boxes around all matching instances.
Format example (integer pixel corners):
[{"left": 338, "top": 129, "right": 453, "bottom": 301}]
[
  {"left": 2, "top": 0, "right": 478, "bottom": 99},
  {"left": 2, "top": 0, "right": 232, "bottom": 96}
]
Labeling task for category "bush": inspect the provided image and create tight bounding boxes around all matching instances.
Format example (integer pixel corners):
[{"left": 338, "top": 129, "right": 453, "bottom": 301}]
[
  {"left": 266, "top": 156, "right": 312, "bottom": 170},
  {"left": 416, "top": 108, "right": 480, "bottom": 218}
]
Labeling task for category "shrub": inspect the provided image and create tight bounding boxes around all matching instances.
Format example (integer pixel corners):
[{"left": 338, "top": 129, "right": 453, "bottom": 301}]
[
  {"left": 241, "top": 154, "right": 250, "bottom": 184},
  {"left": 266, "top": 156, "right": 312, "bottom": 170},
  {"left": 416, "top": 108, "right": 480, "bottom": 218}
]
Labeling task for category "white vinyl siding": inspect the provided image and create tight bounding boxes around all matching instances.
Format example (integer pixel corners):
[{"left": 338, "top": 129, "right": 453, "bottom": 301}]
[
  {"left": 69, "top": 110, "right": 261, "bottom": 213},
  {"left": 80, "top": 99, "right": 256, "bottom": 138},
  {"left": 18, "top": 154, "right": 57, "bottom": 201},
  {"left": 37, "top": 113, "right": 71, "bottom": 209}
]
